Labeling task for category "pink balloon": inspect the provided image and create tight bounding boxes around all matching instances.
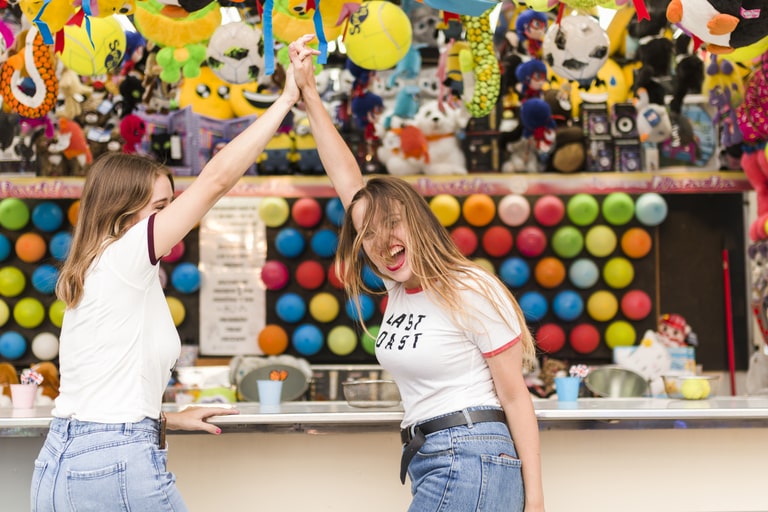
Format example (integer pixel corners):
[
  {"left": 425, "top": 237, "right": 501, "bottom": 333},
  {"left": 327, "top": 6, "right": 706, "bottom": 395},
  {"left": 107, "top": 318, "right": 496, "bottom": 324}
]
[
  {"left": 497, "top": 195, "right": 530, "bottom": 227},
  {"left": 516, "top": 226, "right": 547, "bottom": 258},
  {"left": 621, "top": 290, "right": 652, "bottom": 320},
  {"left": 261, "top": 260, "right": 290, "bottom": 290},
  {"left": 533, "top": 195, "right": 565, "bottom": 227}
]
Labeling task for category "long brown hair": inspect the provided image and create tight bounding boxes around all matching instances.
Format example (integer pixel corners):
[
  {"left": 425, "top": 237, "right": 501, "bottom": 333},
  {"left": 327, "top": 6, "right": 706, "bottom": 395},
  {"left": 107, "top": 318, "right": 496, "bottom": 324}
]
[
  {"left": 336, "top": 176, "right": 535, "bottom": 362},
  {"left": 56, "top": 153, "right": 173, "bottom": 307}
]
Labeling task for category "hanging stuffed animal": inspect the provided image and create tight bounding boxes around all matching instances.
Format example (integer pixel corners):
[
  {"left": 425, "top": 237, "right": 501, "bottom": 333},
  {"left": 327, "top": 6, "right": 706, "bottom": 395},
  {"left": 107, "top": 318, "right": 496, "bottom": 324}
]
[
  {"left": 0, "top": 27, "right": 59, "bottom": 119},
  {"left": 666, "top": 0, "right": 768, "bottom": 54},
  {"left": 459, "top": 8, "right": 500, "bottom": 118}
]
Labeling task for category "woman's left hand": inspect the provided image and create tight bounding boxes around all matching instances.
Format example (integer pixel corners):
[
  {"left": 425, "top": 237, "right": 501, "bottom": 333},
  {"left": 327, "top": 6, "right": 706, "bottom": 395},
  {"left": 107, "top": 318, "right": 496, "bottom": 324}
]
[{"left": 166, "top": 406, "right": 240, "bottom": 434}]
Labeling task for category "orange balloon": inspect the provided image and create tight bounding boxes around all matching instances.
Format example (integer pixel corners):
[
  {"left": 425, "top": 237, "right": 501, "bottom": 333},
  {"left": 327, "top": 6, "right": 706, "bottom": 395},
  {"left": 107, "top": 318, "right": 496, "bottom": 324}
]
[
  {"left": 534, "top": 257, "right": 566, "bottom": 288},
  {"left": 621, "top": 228, "right": 652, "bottom": 259},
  {"left": 68, "top": 200, "right": 80, "bottom": 226},
  {"left": 462, "top": 194, "right": 496, "bottom": 227},
  {"left": 258, "top": 324, "right": 289, "bottom": 355},
  {"left": 15, "top": 233, "right": 47, "bottom": 263}
]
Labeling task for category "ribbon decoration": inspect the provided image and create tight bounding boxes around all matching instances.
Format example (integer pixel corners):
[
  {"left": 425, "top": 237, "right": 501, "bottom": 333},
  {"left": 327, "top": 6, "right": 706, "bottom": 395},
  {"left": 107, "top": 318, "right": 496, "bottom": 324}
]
[
  {"left": 263, "top": 0, "right": 275, "bottom": 75},
  {"left": 312, "top": 0, "right": 329, "bottom": 65}
]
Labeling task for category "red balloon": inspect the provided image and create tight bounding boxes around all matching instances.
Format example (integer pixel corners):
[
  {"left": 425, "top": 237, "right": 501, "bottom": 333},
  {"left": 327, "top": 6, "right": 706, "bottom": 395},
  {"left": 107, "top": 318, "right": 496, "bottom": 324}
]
[
  {"left": 569, "top": 323, "right": 601, "bottom": 354},
  {"left": 328, "top": 263, "right": 344, "bottom": 289},
  {"left": 379, "top": 294, "right": 389, "bottom": 314},
  {"left": 621, "top": 290, "right": 652, "bottom": 320},
  {"left": 451, "top": 226, "right": 478, "bottom": 256},
  {"left": 292, "top": 197, "right": 323, "bottom": 228},
  {"left": 482, "top": 226, "right": 514, "bottom": 257},
  {"left": 516, "top": 226, "right": 547, "bottom": 258},
  {"left": 164, "top": 241, "right": 185, "bottom": 263},
  {"left": 295, "top": 260, "right": 326, "bottom": 290},
  {"left": 536, "top": 323, "right": 566, "bottom": 353},
  {"left": 261, "top": 260, "right": 290, "bottom": 290},
  {"left": 533, "top": 195, "right": 565, "bottom": 227}
]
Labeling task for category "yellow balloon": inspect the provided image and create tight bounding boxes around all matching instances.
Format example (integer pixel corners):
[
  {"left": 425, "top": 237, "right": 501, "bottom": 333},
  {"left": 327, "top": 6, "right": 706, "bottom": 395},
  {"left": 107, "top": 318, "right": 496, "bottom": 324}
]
[
  {"left": 587, "top": 290, "right": 618, "bottom": 322},
  {"left": 166, "top": 296, "right": 186, "bottom": 326},
  {"left": 309, "top": 292, "right": 340, "bottom": 323},
  {"left": 605, "top": 320, "right": 636, "bottom": 348}
]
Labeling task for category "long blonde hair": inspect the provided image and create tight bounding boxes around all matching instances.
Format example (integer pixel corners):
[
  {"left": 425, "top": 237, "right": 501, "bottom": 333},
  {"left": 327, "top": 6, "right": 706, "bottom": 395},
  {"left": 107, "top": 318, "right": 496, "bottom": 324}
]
[
  {"left": 56, "top": 152, "right": 173, "bottom": 307},
  {"left": 336, "top": 176, "right": 535, "bottom": 362}
]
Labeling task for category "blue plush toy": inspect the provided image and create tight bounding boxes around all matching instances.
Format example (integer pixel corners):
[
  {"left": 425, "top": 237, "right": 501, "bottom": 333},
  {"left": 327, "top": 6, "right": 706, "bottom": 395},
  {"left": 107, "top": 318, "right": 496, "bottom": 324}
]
[{"left": 520, "top": 98, "right": 556, "bottom": 156}]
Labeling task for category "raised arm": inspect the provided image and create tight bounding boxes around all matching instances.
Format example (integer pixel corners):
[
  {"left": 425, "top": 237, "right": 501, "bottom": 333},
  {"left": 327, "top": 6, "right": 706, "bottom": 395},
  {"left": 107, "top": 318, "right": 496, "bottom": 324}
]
[
  {"left": 289, "top": 36, "right": 364, "bottom": 209},
  {"left": 151, "top": 36, "right": 317, "bottom": 258}
]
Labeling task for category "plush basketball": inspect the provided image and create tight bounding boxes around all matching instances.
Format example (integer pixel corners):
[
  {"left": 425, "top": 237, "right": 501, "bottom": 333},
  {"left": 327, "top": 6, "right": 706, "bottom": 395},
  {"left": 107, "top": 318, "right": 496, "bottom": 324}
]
[
  {"left": 344, "top": 1, "right": 412, "bottom": 71},
  {"left": 61, "top": 15, "right": 127, "bottom": 76}
]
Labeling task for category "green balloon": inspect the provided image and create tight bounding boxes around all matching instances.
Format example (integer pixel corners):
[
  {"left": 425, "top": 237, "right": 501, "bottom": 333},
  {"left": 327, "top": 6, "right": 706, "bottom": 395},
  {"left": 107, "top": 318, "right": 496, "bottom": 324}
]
[
  {"left": 258, "top": 197, "right": 290, "bottom": 228},
  {"left": 603, "top": 257, "right": 635, "bottom": 289},
  {"left": 0, "top": 198, "right": 30, "bottom": 231},
  {"left": 49, "top": 299, "right": 66, "bottom": 328},
  {"left": 13, "top": 297, "right": 45, "bottom": 328},
  {"left": 605, "top": 321, "right": 637, "bottom": 348},
  {"left": 585, "top": 225, "right": 617, "bottom": 257},
  {"left": 567, "top": 194, "right": 599, "bottom": 226},
  {"left": 551, "top": 226, "right": 584, "bottom": 258},
  {"left": 328, "top": 325, "right": 357, "bottom": 356},
  {"left": 360, "top": 325, "right": 380, "bottom": 355},
  {"left": 602, "top": 193, "right": 635, "bottom": 226},
  {"left": 0, "top": 266, "right": 26, "bottom": 297}
]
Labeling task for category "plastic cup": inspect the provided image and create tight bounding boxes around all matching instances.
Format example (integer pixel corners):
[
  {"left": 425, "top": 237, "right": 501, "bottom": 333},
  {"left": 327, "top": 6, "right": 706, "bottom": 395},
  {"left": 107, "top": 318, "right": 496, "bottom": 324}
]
[
  {"left": 11, "top": 383, "right": 37, "bottom": 409},
  {"left": 554, "top": 376, "right": 580, "bottom": 402},
  {"left": 257, "top": 380, "right": 283, "bottom": 406}
]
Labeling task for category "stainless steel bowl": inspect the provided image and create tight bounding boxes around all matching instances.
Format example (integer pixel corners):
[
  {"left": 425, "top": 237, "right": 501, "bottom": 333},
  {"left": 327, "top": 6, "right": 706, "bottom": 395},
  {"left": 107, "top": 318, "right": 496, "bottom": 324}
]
[
  {"left": 342, "top": 379, "right": 401, "bottom": 408},
  {"left": 584, "top": 367, "right": 649, "bottom": 398}
]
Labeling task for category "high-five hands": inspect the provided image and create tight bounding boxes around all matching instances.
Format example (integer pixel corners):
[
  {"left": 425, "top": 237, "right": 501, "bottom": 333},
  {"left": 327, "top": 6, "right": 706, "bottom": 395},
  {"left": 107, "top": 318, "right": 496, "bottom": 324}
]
[{"left": 289, "top": 34, "right": 321, "bottom": 91}]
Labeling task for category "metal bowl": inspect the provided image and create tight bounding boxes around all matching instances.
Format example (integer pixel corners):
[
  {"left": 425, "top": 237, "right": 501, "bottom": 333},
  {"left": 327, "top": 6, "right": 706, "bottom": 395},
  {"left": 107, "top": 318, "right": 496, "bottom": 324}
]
[
  {"left": 584, "top": 367, "right": 649, "bottom": 398},
  {"left": 662, "top": 375, "right": 720, "bottom": 400},
  {"left": 342, "top": 379, "right": 401, "bottom": 408}
]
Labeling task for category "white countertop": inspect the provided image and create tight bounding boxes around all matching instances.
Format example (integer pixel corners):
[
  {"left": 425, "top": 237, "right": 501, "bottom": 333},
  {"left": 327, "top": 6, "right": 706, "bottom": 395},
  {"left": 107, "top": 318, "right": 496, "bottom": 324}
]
[{"left": 2, "top": 397, "right": 768, "bottom": 434}]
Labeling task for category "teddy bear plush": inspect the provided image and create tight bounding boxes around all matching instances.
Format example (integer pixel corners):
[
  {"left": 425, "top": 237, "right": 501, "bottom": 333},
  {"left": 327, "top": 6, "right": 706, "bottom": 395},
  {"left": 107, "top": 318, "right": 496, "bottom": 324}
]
[{"left": 412, "top": 99, "right": 468, "bottom": 175}]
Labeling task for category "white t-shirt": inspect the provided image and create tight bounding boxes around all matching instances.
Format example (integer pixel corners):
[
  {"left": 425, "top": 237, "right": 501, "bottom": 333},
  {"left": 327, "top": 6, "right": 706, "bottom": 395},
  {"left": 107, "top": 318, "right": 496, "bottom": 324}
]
[
  {"left": 375, "top": 269, "right": 522, "bottom": 427},
  {"left": 53, "top": 215, "right": 180, "bottom": 423}
]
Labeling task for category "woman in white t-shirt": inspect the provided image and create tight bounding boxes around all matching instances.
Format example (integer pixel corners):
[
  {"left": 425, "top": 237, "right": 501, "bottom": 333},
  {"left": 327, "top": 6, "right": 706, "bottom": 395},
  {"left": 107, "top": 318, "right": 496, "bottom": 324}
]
[
  {"left": 290, "top": 38, "right": 545, "bottom": 512},
  {"left": 30, "top": 36, "right": 317, "bottom": 512}
]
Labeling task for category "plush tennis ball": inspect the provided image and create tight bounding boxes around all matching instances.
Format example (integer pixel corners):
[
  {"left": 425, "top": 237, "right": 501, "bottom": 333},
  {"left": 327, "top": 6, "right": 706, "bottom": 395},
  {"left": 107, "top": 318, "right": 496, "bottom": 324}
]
[
  {"left": 61, "top": 16, "right": 127, "bottom": 76},
  {"left": 344, "top": 1, "right": 412, "bottom": 71}
]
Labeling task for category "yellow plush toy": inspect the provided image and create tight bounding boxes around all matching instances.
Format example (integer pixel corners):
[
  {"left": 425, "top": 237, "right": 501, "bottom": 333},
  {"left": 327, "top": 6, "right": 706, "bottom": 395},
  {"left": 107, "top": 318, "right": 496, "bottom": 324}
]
[
  {"left": 178, "top": 67, "right": 235, "bottom": 120},
  {"left": 19, "top": 0, "right": 77, "bottom": 45},
  {"left": 133, "top": 0, "right": 221, "bottom": 83}
]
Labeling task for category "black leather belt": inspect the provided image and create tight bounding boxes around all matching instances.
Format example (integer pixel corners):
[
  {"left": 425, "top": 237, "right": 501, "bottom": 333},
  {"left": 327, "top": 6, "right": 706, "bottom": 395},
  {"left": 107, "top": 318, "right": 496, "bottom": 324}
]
[{"left": 399, "top": 408, "right": 506, "bottom": 484}]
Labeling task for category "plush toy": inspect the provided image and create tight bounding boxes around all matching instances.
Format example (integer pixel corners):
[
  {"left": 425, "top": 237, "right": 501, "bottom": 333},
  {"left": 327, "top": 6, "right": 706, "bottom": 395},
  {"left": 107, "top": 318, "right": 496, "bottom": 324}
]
[
  {"left": 513, "top": 8, "right": 548, "bottom": 58},
  {"left": 19, "top": 0, "right": 77, "bottom": 46},
  {"left": 120, "top": 113, "right": 146, "bottom": 154},
  {"left": 667, "top": 0, "right": 768, "bottom": 54},
  {"left": 704, "top": 54, "right": 744, "bottom": 149},
  {"left": 460, "top": 9, "right": 501, "bottom": 118},
  {"left": 520, "top": 97, "right": 556, "bottom": 155},
  {"left": 669, "top": 34, "right": 704, "bottom": 115},
  {"left": 376, "top": 125, "right": 429, "bottom": 176},
  {"left": 0, "top": 362, "right": 18, "bottom": 399},
  {"left": 132, "top": 0, "right": 221, "bottom": 83},
  {"left": 634, "top": 88, "right": 672, "bottom": 143},
  {"left": 117, "top": 74, "right": 145, "bottom": 118},
  {"left": 382, "top": 84, "right": 421, "bottom": 130},
  {"left": 351, "top": 90, "right": 384, "bottom": 142},
  {"left": 57, "top": 68, "right": 94, "bottom": 121},
  {"left": 31, "top": 361, "right": 60, "bottom": 400},
  {"left": 58, "top": 117, "right": 93, "bottom": 174},
  {"left": 515, "top": 58, "right": 547, "bottom": 101},
  {"left": 412, "top": 99, "right": 468, "bottom": 175},
  {"left": 292, "top": 112, "right": 324, "bottom": 175},
  {"left": 657, "top": 312, "right": 698, "bottom": 348},
  {"left": 0, "top": 27, "right": 59, "bottom": 119},
  {"left": 527, "top": 357, "right": 566, "bottom": 398}
]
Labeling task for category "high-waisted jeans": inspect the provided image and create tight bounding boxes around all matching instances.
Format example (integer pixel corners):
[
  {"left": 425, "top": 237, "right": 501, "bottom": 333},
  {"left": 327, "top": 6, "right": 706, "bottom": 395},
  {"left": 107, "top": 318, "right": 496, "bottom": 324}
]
[
  {"left": 31, "top": 417, "right": 187, "bottom": 512},
  {"left": 405, "top": 407, "right": 524, "bottom": 512}
]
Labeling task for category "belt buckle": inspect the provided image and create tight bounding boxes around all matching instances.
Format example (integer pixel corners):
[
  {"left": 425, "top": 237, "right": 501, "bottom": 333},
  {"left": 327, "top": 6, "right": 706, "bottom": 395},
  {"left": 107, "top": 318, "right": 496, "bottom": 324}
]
[{"left": 402, "top": 424, "right": 417, "bottom": 444}]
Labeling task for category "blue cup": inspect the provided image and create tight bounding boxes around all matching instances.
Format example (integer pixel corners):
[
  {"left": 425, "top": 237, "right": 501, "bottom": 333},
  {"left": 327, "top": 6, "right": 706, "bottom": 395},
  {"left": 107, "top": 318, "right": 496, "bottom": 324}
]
[
  {"left": 257, "top": 380, "right": 283, "bottom": 407},
  {"left": 555, "top": 376, "right": 580, "bottom": 402}
]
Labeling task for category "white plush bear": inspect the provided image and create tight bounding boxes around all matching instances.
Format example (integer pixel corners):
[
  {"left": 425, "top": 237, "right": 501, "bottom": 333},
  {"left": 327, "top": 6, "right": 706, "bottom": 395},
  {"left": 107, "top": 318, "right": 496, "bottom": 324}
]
[
  {"left": 376, "top": 129, "right": 423, "bottom": 176},
  {"left": 412, "top": 99, "right": 468, "bottom": 175}
]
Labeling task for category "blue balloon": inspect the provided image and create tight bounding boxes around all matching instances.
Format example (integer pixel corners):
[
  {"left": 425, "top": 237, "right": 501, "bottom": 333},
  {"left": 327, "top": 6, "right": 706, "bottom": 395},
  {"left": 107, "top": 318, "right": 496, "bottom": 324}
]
[
  {"left": 0, "top": 233, "right": 10, "bottom": 262},
  {"left": 292, "top": 323, "right": 324, "bottom": 356},
  {"left": 325, "top": 197, "right": 346, "bottom": 227},
  {"left": 0, "top": 331, "right": 27, "bottom": 360},
  {"left": 31, "top": 264, "right": 59, "bottom": 294},
  {"left": 569, "top": 258, "right": 600, "bottom": 289},
  {"left": 50, "top": 231, "right": 73, "bottom": 261},
  {"left": 362, "top": 264, "right": 385, "bottom": 290},
  {"left": 275, "top": 228, "right": 306, "bottom": 258},
  {"left": 499, "top": 257, "right": 530, "bottom": 288},
  {"left": 345, "top": 294, "right": 375, "bottom": 322},
  {"left": 552, "top": 290, "right": 584, "bottom": 322},
  {"left": 32, "top": 202, "right": 64, "bottom": 232},
  {"left": 519, "top": 291, "right": 548, "bottom": 322},
  {"left": 171, "top": 262, "right": 201, "bottom": 294},
  {"left": 275, "top": 292, "right": 306, "bottom": 323},
  {"left": 635, "top": 193, "right": 668, "bottom": 226},
  {"left": 311, "top": 229, "right": 339, "bottom": 258}
]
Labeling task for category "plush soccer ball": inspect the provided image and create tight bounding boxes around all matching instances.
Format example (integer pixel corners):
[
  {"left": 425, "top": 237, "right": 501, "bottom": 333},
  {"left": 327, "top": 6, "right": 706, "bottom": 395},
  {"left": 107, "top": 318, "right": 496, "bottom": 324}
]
[
  {"left": 543, "top": 14, "right": 609, "bottom": 87},
  {"left": 206, "top": 22, "right": 264, "bottom": 85}
]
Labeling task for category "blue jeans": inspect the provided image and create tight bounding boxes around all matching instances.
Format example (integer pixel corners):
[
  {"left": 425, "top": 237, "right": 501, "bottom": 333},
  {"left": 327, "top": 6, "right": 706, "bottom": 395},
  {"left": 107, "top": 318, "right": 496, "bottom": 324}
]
[
  {"left": 31, "top": 417, "right": 187, "bottom": 512},
  {"left": 405, "top": 407, "right": 524, "bottom": 512}
]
